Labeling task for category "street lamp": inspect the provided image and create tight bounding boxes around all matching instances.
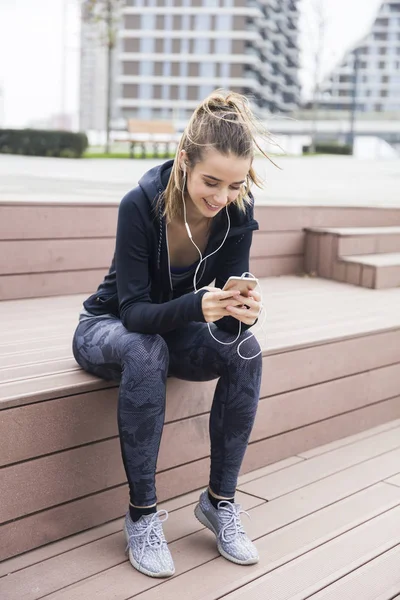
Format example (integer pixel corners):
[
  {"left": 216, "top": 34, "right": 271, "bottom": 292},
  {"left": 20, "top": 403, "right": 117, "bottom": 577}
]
[{"left": 347, "top": 48, "right": 360, "bottom": 154}]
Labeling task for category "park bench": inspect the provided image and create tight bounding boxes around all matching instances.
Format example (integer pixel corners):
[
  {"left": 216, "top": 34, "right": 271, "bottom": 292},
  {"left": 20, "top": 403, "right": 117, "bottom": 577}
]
[
  {"left": 1, "top": 200, "right": 400, "bottom": 563},
  {"left": 114, "top": 119, "right": 180, "bottom": 158}
]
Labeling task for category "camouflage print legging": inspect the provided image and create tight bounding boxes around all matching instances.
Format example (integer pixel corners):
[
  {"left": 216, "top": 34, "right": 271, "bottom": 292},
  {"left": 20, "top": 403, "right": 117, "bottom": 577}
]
[{"left": 72, "top": 317, "right": 262, "bottom": 507}]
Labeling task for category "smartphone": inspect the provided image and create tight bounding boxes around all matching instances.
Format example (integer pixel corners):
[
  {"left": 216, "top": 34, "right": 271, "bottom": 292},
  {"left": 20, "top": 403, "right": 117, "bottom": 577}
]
[{"left": 222, "top": 276, "right": 259, "bottom": 296}]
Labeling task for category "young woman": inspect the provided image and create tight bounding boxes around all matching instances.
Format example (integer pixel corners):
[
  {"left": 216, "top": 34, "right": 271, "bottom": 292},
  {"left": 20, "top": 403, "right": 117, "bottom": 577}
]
[{"left": 72, "top": 90, "right": 267, "bottom": 578}]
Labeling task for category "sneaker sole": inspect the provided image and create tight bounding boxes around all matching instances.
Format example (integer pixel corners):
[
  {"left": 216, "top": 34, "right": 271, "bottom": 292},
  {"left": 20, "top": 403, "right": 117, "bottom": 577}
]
[
  {"left": 123, "top": 523, "right": 175, "bottom": 578},
  {"left": 194, "top": 503, "right": 259, "bottom": 566}
]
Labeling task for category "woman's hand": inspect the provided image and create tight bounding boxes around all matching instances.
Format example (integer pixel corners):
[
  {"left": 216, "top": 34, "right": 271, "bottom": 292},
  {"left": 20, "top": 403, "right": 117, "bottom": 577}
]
[
  {"left": 201, "top": 287, "right": 242, "bottom": 323},
  {"left": 225, "top": 289, "right": 262, "bottom": 326}
]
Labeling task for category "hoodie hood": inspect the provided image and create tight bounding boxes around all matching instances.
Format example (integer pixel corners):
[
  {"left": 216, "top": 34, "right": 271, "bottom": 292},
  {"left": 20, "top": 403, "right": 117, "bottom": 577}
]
[{"left": 137, "top": 159, "right": 258, "bottom": 234}]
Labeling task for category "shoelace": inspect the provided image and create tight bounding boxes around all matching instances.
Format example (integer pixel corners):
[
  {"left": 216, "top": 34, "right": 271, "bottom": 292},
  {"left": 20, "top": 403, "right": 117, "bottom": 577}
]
[
  {"left": 217, "top": 501, "right": 250, "bottom": 543},
  {"left": 126, "top": 509, "right": 169, "bottom": 568}
]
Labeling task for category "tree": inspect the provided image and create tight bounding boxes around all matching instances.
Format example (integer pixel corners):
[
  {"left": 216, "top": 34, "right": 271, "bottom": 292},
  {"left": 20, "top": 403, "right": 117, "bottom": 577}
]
[
  {"left": 82, "top": 0, "right": 123, "bottom": 153},
  {"left": 303, "top": 0, "right": 328, "bottom": 153}
]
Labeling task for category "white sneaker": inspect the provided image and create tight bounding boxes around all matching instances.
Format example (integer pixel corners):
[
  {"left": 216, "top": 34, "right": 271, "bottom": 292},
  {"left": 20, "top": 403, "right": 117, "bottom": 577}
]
[
  {"left": 194, "top": 490, "right": 259, "bottom": 565},
  {"left": 124, "top": 510, "right": 175, "bottom": 577}
]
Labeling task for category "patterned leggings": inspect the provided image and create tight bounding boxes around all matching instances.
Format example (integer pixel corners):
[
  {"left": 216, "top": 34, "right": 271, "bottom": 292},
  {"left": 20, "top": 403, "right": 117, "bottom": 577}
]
[{"left": 72, "top": 318, "right": 262, "bottom": 507}]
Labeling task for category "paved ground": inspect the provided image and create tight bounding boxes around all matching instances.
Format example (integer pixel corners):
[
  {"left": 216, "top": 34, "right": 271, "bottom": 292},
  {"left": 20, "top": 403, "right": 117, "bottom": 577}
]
[{"left": 1, "top": 154, "right": 400, "bottom": 206}]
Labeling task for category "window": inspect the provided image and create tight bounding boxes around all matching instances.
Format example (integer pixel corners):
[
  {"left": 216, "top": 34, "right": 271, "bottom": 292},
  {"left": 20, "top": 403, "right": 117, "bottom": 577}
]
[
  {"left": 195, "top": 38, "right": 210, "bottom": 53},
  {"left": 181, "top": 38, "right": 189, "bottom": 53},
  {"left": 215, "top": 38, "right": 231, "bottom": 53},
  {"left": 220, "top": 63, "right": 230, "bottom": 79},
  {"left": 199, "top": 62, "right": 215, "bottom": 77},
  {"left": 140, "top": 37, "right": 154, "bottom": 53},
  {"left": 142, "top": 14, "right": 155, "bottom": 29},
  {"left": 140, "top": 61, "right": 153, "bottom": 76},
  {"left": 196, "top": 14, "right": 211, "bottom": 30},
  {"left": 139, "top": 84, "right": 152, "bottom": 100},
  {"left": 217, "top": 15, "right": 232, "bottom": 29}
]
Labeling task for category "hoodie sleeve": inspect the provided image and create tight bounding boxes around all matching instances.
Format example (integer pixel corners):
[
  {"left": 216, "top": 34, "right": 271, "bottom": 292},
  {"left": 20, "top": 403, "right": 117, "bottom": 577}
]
[
  {"left": 214, "top": 229, "right": 257, "bottom": 334},
  {"left": 116, "top": 191, "right": 207, "bottom": 334}
]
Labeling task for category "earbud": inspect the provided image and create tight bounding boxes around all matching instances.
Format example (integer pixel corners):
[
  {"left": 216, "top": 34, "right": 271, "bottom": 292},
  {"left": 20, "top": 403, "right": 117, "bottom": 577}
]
[{"left": 181, "top": 162, "right": 187, "bottom": 175}]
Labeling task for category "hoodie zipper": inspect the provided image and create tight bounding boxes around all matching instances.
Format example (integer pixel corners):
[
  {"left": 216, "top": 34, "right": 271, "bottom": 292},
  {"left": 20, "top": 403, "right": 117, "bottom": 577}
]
[{"left": 165, "top": 222, "right": 174, "bottom": 298}]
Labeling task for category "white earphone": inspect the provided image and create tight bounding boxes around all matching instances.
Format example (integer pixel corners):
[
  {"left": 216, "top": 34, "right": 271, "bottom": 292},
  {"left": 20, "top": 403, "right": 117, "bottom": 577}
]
[{"left": 179, "top": 161, "right": 265, "bottom": 360}]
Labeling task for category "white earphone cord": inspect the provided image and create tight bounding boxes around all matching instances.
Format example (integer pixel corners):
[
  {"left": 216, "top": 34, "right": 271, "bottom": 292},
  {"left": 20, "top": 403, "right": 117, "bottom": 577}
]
[{"left": 181, "top": 171, "right": 266, "bottom": 360}]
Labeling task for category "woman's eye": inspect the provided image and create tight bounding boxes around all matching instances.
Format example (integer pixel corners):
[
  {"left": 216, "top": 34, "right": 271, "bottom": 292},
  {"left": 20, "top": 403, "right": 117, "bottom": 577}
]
[
  {"left": 231, "top": 187, "right": 241, "bottom": 191},
  {"left": 204, "top": 181, "right": 217, "bottom": 187}
]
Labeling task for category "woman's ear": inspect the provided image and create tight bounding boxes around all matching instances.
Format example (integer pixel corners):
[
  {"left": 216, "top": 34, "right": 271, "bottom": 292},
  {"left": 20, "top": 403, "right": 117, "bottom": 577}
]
[{"left": 179, "top": 150, "right": 187, "bottom": 173}]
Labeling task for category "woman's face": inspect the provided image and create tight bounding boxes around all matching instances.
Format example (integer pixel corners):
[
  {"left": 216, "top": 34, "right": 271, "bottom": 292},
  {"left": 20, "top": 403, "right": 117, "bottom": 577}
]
[{"left": 182, "top": 149, "right": 252, "bottom": 220}]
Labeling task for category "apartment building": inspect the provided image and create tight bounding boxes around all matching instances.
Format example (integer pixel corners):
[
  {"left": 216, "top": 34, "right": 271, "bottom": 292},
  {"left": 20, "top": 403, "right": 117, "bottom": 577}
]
[
  {"left": 320, "top": 0, "right": 400, "bottom": 112},
  {"left": 118, "top": 0, "right": 300, "bottom": 121},
  {"left": 80, "top": 0, "right": 300, "bottom": 130}
]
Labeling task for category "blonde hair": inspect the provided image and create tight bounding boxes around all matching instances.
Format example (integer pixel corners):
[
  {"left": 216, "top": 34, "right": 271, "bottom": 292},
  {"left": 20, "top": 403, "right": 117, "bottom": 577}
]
[{"left": 162, "top": 89, "right": 271, "bottom": 222}]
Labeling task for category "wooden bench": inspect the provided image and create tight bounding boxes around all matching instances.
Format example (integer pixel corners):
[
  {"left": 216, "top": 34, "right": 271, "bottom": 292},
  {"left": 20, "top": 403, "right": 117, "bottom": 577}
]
[
  {"left": 2, "top": 200, "right": 400, "bottom": 561},
  {"left": 114, "top": 119, "right": 180, "bottom": 158}
]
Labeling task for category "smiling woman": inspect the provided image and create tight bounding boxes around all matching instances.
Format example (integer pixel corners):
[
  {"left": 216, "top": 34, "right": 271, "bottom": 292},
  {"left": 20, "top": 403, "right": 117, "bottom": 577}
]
[{"left": 72, "top": 89, "right": 271, "bottom": 579}]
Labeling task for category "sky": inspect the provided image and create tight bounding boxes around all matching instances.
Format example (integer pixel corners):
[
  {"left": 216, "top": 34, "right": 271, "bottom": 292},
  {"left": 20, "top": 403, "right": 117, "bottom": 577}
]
[{"left": 0, "top": 0, "right": 383, "bottom": 129}]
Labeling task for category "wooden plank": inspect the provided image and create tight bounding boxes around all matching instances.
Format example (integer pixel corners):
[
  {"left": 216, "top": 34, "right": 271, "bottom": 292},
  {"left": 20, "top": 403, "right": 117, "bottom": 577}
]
[
  {"left": 298, "top": 417, "right": 400, "bottom": 459},
  {"left": 0, "top": 370, "right": 116, "bottom": 409},
  {"left": 304, "top": 232, "right": 319, "bottom": 273},
  {"left": 31, "top": 479, "right": 400, "bottom": 600},
  {"left": 250, "top": 231, "right": 304, "bottom": 258},
  {"left": 4, "top": 325, "right": 400, "bottom": 411},
  {"left": 2, "top": 397, "right": 399, "bottom": 532},
  {"left": 239, "top": 427, "right": 400, "bottom": 501},
  {"left": 210, "top": 508, "right": 400, "bottom": 600},
  {"left": 242, "top": 397, "right": 400, "bottom": 478},
  {"left": 0, "top": 339, "right": 73, "bottom": 359},
  {"left": 308, "top": 545, "right": 400, "bottom": 600},
  {"left": 250, "top": 255, "right": 304, "bottom": 277},
  {"left": 0, "top": 379, "right": 216, "bottom": 467},
  {"left": 0, "top": 492, "right": 261, "bottom": 600},
  {"left": 260, "top": 330, "right": 400, "bottom": 397},
  {"left": 237, "top": 457, "right": 304, "bottom": 485},
  {"left": 0, "top": 484, "right": 221, "bottom": 576},
  {"left": 0, "top": 238, "right": 114, "bottom": 275},
  {"left": 0, "top": 346, "right": 72, "bottom": 368},
  {"left": 158, "top": 379, "right": 400, "bottom": 473},
  {"left": 0, "top": 321, "right": 75, "bottom": 340},
  {"left": 0, "top": 205, "right": 118, "bottom": 239},
  {"left": 255, "top": 207, "right": 400, "bottom": 233},
  {"left": 0, "top": 484, "right": 129, "bottom": 563},
  {"left": 317, "top": 233, "right": 335, "bottom": 278},
  {"left": 385, "top": 473, "right": 400, "bottom": 487},
  {"left": 0, "top": 269, "right": 108, "bottom": 300},
  {"left": 339, "top": 234, "right": 377, "bottom": 256},
  {"left": 0, "top": 358, "right": 79, "bottom": 384}
]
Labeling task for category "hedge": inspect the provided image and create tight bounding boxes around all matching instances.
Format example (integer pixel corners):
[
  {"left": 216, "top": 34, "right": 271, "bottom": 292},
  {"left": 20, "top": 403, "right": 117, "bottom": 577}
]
[
  {"left": 303, "top": 143, "right": 352, "bottom": 155},
  {"left": 0, "top": 129, "right": 88, "bottom": 158}
]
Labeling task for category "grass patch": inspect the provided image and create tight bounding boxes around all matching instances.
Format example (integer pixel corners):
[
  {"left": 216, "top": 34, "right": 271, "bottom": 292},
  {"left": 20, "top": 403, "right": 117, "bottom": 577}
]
[{"left": 84, "top": 151, "right": 176, "bottom": 159}]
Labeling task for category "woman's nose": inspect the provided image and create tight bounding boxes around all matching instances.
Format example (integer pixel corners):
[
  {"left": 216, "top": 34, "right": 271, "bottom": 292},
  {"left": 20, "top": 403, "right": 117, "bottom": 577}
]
[{"left": 212, "top": 191, "right": 228, "bottom": 205}]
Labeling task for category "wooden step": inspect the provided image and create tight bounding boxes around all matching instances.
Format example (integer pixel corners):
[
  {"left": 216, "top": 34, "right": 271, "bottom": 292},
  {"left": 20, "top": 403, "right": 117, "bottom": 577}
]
[
  {"left": 339, "top": 252, "right": 400, "bottom": 289},
  {"left": 2, "top": 277, "right": 400, "bottom": 561},
  {"left": 0, "top": 424, "right": 399, "bottom": 600},
  {"left": 305, "top": 227, "right": 400, "bottom": 288}
]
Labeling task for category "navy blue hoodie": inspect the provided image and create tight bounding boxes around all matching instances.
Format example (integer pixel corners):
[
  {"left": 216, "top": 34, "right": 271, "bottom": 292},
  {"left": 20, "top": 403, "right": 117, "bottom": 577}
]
[{"left": 83, "top": 160, "right": 259, "bottom": 334}]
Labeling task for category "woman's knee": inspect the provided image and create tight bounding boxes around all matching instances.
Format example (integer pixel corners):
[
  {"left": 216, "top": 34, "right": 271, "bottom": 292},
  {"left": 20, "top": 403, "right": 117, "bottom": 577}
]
[
  {"left": 121, "top": 332, "right": 169, "bottom": 373},
  {"left": 236, "top": 332, "right": 262, "bottom": 366}
]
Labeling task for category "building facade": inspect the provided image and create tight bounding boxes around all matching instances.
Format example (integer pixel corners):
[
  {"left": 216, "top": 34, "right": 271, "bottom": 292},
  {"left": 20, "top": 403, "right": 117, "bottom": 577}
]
[
  {"left": 320, "top": 0, "right": 400, "bottom": 113},
  {"left": 79, "top": 0, "right": 301, "bottom": 130},
  {"left": 117, "top": 0, "right": 300, "bottom": 123}
]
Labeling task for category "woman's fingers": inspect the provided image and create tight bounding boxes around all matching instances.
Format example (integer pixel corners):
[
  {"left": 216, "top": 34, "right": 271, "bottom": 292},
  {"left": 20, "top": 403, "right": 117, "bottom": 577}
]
[{"left": 226, "top": 294, "right": 261, "bottom": 325}]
